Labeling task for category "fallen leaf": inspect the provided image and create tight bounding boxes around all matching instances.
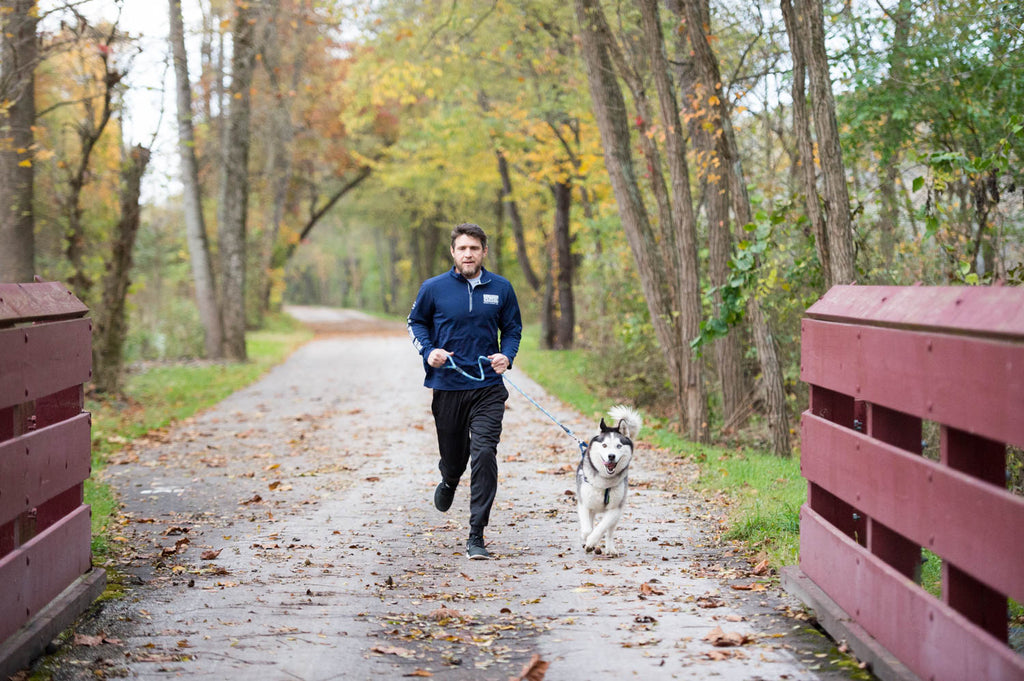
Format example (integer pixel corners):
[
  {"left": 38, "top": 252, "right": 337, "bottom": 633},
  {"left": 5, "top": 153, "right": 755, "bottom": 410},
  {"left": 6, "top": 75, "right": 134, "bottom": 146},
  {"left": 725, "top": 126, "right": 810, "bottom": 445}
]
[
  {"left": 639, "top": 582, "right": 665, "bottom": 596},
  {"left": 429, "top": 606, "right": 462, "bottom": 621},
  {"left": 73, "top": 634, "right": 104, "bottom": 647},
  {"left": 703, "top": 625, "right": 751, "bottom": 647},
  {"left": 201, "top": 549, "right": 222, "bottom": 560},
  {"left": 509, "top": 654, "right": 549, "bottom": 681},
  {"left": 405, "top": 671, "right": 433, "bottom": 678},
  {"left": 751, "top": 558, "right": 770, "bottom": 575},
  {"left": 371, "top": 645, "right": 416, "bottom": 659}
]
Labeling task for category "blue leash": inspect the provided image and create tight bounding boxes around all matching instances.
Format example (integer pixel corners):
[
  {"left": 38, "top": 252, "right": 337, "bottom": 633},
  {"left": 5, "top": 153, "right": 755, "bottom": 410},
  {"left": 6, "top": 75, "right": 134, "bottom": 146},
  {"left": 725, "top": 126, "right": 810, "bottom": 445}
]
[{"left": 445, "top": 355, "right": 589, "bottom": 456}]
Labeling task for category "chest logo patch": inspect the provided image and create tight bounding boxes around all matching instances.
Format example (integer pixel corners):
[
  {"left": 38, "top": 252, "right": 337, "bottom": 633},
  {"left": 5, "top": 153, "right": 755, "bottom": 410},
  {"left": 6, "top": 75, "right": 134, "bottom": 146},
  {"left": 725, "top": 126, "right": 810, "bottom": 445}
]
[{"left": 483, "top": 294, "right": 499, "bottom": 305}]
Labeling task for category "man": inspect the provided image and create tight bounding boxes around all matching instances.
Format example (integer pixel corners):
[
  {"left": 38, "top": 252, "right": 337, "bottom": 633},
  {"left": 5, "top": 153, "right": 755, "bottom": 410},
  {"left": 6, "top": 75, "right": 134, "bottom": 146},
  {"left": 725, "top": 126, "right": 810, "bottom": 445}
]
[{"left": 407, "top": 223, "right": 522, "bottom": 560}]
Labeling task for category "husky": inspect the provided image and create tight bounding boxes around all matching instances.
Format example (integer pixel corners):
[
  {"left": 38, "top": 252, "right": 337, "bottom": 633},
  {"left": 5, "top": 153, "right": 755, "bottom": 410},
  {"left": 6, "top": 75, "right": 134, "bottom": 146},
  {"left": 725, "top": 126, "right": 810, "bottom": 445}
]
[{"left": 576, "top": 405, "right": 642, "bottom": 556}]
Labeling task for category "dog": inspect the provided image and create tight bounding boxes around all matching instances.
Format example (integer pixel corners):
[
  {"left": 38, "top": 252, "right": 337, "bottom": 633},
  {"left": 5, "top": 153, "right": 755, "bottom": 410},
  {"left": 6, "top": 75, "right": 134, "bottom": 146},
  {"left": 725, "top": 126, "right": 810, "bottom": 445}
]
[{"left": 576, "top": 405, "right": 642, "bottom": 556}]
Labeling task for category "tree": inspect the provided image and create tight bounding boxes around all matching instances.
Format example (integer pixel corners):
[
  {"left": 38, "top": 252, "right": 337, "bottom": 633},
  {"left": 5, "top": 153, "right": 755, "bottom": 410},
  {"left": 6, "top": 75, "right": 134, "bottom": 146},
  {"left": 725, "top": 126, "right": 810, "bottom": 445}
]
[
  {"left": 52, "top": 18, "right": 122, "bottom": 304},
  {"left": 575, "top": 0, "right": 708, "bottom": 440},
  {"left": 675, "top": 0, "right": 790, "bottom": 455},
  {"left": 0, "top": 0, "right": 38, "bottom": 282},
  {"left": 671, "top": 0, "right": 748, "bottom": 427},
  {"left": 784, "top": 0, "right": 856, "bottom": 286},
  {"left": 92, "top": 144, "right": 150, "bottom": 393},
  {"left": 217, "top": 0, "right": 262, "bottom": 361},
  {"left": 169, "top": 0, "right": 224, "bottom": 358}
]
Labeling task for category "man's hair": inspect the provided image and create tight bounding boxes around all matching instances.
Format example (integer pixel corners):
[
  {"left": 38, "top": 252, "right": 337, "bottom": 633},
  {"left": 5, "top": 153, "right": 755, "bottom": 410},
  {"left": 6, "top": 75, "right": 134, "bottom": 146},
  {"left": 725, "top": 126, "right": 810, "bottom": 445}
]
[{"left": 451, "top": 222, "right": 487, "bottom": 249}]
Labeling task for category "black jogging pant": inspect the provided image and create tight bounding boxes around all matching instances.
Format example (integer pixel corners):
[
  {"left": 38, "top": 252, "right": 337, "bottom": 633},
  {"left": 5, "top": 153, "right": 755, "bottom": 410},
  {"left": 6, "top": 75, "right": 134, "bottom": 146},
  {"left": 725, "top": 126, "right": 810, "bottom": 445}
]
[{"left": 431, "top": 382, "right": 509, "bottom": 530}]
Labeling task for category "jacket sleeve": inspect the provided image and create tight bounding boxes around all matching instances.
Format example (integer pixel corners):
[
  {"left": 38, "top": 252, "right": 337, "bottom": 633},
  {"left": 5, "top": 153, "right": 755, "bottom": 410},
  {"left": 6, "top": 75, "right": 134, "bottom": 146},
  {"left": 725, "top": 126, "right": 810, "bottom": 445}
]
[
  {"left": 407, "top": 283, "right": 435, "bottom": 359},
  {"left": 498, "top": 284, "right": 523, "bottom": 364}
]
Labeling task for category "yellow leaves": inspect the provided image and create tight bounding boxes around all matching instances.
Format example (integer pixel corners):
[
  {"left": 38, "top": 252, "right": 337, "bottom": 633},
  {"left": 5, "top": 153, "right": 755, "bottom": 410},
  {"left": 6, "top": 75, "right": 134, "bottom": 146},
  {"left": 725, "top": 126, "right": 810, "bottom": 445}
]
[{"left": 708, "top": 95, "right": 721, "bottom": 107}]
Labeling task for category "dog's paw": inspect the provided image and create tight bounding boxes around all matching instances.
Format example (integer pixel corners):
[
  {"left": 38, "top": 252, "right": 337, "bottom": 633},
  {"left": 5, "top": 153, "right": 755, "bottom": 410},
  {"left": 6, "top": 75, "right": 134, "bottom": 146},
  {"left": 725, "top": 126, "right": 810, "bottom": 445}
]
[
  {"left": 594, "top": 547, "right": 602, "bottom": 555},
  {"left": 584, "top": 545, "right": 595, "bottom": 553}
]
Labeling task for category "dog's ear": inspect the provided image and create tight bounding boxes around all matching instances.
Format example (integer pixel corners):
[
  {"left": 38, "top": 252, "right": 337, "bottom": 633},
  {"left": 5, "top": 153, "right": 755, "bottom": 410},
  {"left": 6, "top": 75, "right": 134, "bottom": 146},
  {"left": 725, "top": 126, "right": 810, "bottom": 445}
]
[
  {"left": 599, "top": 418, "right": 615, "bottom": 432},
  {"left": 616, "top": 418, "right": 637, "bottom": 439}
]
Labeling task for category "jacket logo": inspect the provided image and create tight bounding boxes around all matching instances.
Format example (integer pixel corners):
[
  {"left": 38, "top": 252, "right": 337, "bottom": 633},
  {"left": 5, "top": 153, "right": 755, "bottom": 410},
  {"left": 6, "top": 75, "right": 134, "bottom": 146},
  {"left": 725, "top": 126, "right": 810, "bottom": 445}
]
[{"left": 483, "top": 294, "right": 499, "bottom": 305}]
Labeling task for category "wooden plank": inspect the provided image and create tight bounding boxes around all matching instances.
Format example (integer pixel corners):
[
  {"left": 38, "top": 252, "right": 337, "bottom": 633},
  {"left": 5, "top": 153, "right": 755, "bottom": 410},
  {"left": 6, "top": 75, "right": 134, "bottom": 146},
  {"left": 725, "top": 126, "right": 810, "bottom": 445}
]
[
  {"left": 0, "top": 568, "right": 105, "bottom": 680},
  {"left": 801, "top": 318, "right": 1024, "bottom": 448},
  {"left": 802, "top": 412, "right": 1024, "bottom": 603},
  {"left": 805, "top": 285, "right": 1024, "bottom": 339},
  {"left": 0, "top": 318, "right": 93, "bottom": 411},
  {"left": 780, "top": 566, "right": 924, "bottom": 681},
  {"left": 800, "top": 506, "right": 1024, "bottom": 681},
  {"left": 0, "top": 505, "right": 92, "bottom": 643},
  {"left": 0, "top": 413, "right": 92, "bottom": 527},
  {"left": 0, "top": 282, "right": 88, "bottom": 326},
  {"left": 35, "top": 385, "right": 84, "bottom": 429}
]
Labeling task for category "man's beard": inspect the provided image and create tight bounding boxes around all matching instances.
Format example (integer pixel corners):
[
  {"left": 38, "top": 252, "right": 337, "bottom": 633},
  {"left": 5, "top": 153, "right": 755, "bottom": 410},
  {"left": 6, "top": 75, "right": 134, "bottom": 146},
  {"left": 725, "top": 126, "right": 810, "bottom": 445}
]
[{"left": 458, "top": 263, "right": 481, "bottom": 278}]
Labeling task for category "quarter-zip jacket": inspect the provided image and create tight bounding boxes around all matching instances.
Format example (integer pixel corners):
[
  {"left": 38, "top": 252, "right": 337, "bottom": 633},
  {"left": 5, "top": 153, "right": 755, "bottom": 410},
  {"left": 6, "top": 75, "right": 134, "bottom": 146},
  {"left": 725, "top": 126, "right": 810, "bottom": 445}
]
[{"left": 407, "top": 267, "right": 522, "bottom": 390}]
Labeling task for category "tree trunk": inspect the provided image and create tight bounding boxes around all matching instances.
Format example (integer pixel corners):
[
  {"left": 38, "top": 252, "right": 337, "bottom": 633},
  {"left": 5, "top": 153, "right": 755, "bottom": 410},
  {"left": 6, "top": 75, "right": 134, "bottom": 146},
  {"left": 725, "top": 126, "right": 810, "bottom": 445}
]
[
  {"left": 496, "top": 150, "right": 541, "bottom": 292},
  {"left": 637, "top": 0, "right": 708, "bottom": 440},
  {"left": 552, "top": 180, "right": 575, "bottom": 349},
  {"left": 541, "top": 259, "right": 556, "bottom": 350},
  {"left": 576, "top": 0, "right": 707, "bottom": 440},
  {"left": 170, "top": 0, "right": 224, "bottom": 358},
  {"left": 671, "top": 0, "right": 747, "bottom": 429},
  {"left": 794, "top": 0, "right": 856, "bottom": 285},
  {"left": 0, "top": 0, "right": 37, "bottom": 283},
  {"left": 256, "top": 2, "right": 305, "bottom": 320},
  {"left": 877, "top": 0, "right": 912, "bottom": 274},
  {"left": 780, "top": 0, "right": 830, "bottom": 286},
  {"left": 679, "top": 0, "right": 790, "bottom": 455},
  {"left": 63, "top": 31, "right": 118, "bottom": 304},
  {"left": 218, "top": 1, "right": 261, "bottom": 360},
  {"left": 93, "top": 145, "right": 151, "bottom": 394}
]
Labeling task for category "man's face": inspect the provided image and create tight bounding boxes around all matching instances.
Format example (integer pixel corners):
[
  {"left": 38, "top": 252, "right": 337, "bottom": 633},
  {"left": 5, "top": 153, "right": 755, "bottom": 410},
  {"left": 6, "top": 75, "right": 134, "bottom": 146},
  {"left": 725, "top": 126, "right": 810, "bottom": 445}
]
[{"left": 451, "top": 234, "right": 487, "bottom": 279}]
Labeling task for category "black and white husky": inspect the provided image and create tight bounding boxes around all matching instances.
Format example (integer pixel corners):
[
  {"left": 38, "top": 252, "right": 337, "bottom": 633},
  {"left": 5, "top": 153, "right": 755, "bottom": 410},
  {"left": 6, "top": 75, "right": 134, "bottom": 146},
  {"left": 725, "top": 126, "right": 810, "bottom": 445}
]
[{"left": 576, "top": 405, "right": 642, "bottom": 556}]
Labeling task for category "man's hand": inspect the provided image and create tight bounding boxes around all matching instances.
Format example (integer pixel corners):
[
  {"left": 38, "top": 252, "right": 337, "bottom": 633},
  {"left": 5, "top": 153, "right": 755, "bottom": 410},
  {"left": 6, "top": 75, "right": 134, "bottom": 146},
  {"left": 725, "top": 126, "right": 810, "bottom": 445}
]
[
  {"left": 427, "top": 348, "right": 452, "bottom": 368},
  {"left": 488, "top": 353, "right": 510, "bottom": 375}
]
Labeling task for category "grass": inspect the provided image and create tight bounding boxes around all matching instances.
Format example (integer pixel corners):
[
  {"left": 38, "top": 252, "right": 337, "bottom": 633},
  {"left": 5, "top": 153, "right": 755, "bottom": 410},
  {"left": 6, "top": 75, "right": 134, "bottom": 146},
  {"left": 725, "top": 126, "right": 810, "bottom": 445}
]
[
  {"left": 85, "top": 312, "right": 313, "bottom": 560},
  {"left": 514, "top": 325, "right": 806, "bottom": 570}
]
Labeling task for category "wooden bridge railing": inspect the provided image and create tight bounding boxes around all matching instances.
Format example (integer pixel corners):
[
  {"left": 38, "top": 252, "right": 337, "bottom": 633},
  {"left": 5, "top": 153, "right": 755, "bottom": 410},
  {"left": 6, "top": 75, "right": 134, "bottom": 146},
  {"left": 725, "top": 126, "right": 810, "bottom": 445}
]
[
  {"left": 783, "top": 285, "right": 1024, "bottom": 681},
  {"left": 0, "top": 282, "right": 105, "bottom": 677}
]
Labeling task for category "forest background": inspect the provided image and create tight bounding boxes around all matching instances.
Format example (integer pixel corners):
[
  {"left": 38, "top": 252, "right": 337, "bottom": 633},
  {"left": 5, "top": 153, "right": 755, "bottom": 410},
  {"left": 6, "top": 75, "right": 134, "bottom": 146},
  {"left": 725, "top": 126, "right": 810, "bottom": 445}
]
[{"left": 1, "top": 0, "right": 1022, "bottom": 463}]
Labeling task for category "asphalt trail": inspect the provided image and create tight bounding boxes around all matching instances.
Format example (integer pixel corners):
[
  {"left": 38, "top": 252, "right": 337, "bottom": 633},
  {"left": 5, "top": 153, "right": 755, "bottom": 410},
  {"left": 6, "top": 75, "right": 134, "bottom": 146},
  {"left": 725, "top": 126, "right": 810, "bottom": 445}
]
[{"left": 33, "top": 307, "right": 855, "bottom": 680}]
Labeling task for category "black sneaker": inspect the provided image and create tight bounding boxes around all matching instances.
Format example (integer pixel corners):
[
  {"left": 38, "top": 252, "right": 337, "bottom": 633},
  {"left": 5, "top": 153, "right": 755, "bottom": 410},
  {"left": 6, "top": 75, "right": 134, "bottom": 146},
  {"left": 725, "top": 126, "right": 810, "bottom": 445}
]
[
  {"left": 433, "top": 480, "right": 456, "bottom": 512},
  {"left": 466, "top": 534, "right": 490, "bottom": 560}
]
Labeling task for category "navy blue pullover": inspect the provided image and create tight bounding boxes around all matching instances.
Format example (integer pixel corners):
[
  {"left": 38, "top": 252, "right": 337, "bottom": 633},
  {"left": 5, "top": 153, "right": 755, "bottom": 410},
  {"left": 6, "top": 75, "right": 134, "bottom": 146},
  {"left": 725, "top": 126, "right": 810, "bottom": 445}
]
[{"left": 407, "top": 267, "right": 522, "bottom": 390}]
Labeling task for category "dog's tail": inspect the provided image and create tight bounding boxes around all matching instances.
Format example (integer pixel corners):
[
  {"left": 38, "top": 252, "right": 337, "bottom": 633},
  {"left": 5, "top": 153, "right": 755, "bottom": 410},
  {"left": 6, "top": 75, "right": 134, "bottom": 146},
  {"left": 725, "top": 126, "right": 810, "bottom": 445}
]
[{"left": 608, "top": 405, "right": 642, "bottom": 440}]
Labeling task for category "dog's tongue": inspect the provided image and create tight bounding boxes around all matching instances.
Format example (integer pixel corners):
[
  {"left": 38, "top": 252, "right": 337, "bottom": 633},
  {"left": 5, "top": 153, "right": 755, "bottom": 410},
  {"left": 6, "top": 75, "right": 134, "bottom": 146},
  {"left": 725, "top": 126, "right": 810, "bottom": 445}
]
[{"left": 605, "top": 461, "right": 617, "bottom": 473}]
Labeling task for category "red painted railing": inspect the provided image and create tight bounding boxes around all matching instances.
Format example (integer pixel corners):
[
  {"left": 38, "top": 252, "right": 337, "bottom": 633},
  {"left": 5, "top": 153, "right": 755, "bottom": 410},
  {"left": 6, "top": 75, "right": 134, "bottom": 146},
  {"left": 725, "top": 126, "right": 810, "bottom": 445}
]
[
  {"left": 0, "top": 282, "right": 103, "bottom": 670},
  {"left": 796, "top": 285, "right": 1024, "bottom": 681}
]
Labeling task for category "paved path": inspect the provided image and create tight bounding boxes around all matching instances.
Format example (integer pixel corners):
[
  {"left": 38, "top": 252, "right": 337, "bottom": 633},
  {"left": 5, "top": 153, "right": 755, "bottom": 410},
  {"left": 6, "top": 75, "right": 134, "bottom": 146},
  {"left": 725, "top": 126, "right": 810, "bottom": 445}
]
[{"left": 41, "top": 307, "right": 855, "bottom": 680}]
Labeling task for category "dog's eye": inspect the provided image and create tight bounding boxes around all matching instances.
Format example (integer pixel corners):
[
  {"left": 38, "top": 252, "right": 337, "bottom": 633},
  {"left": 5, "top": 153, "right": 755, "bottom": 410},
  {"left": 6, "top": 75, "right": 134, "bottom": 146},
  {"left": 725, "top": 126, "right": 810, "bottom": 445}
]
[{"left": 616, "top": 444, "right": 622, "bottom": 449}]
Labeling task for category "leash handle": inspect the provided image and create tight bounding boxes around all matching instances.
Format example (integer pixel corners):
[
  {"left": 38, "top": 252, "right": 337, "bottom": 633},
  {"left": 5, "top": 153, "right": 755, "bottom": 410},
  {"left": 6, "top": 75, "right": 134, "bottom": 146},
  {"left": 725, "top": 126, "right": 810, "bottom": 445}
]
[
  {"left": 444, "top": 354, "right": 489, "bottom": 382},
  {"left": 444, "top": 354, "right": 589, "bottom": 456}
]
